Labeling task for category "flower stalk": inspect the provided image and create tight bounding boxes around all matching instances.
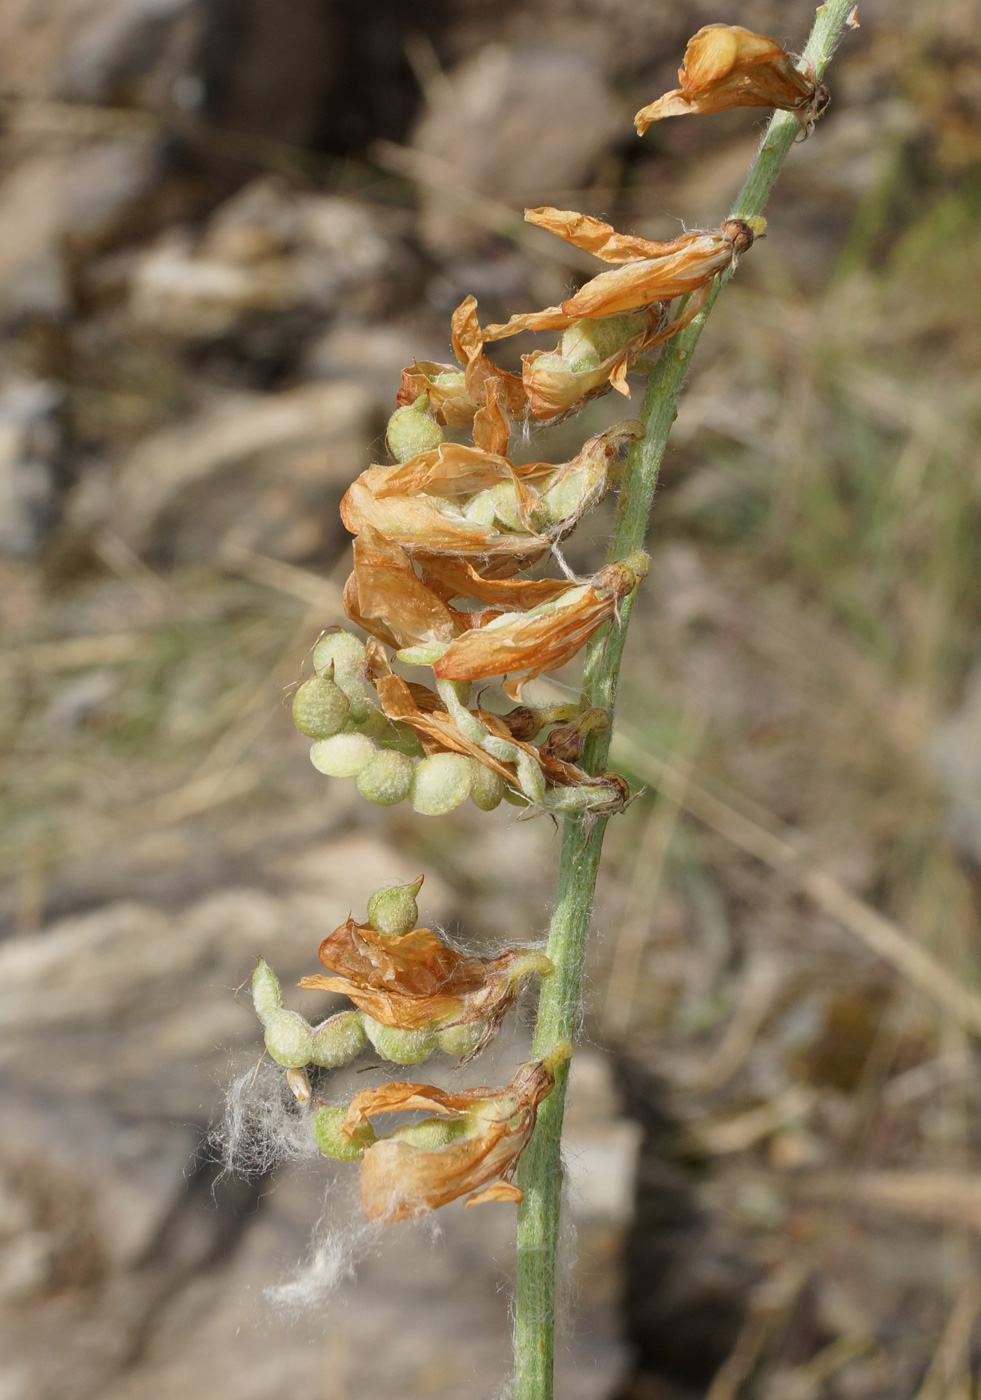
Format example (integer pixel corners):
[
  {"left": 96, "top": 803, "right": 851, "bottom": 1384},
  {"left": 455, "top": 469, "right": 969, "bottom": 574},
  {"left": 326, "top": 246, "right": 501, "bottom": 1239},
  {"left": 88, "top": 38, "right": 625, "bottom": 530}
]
[{"left": 513, "top": 4, "right": 858, "bottom": 1395}]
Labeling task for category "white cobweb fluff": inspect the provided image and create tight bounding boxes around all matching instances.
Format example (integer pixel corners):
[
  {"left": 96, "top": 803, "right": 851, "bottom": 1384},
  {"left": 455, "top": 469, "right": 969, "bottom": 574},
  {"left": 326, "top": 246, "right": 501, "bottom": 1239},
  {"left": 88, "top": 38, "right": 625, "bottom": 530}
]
[
  {"left": 265, "top": 1212, "right": 381, "bottom": 1317},
  {"left": 212, "top": 1056, "right": 321, "bottom": 1180}
]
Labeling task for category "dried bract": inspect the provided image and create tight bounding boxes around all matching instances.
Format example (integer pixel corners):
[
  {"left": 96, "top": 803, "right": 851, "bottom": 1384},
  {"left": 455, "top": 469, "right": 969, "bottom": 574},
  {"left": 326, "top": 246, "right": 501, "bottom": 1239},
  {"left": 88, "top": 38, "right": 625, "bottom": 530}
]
[{"left": 634, "top": 24, "right": 828, "bottom": 133}]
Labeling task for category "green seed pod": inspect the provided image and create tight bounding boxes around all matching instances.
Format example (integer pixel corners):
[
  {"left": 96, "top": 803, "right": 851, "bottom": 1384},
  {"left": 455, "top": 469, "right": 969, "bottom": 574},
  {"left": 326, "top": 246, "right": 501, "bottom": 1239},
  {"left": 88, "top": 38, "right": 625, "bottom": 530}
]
[
  {"left": 469, "top": 760, "right": 505, "bottom": 812},
  {"left": 502, "top": 785, "right": 530, "bottom": 808},
  {"left": 386, "top": 394, "right": 444, "bottom": 462},
  {"left": 409, "top": 752, "right": 473, "bottom": 816},
  {"left": 364, "top": 1017, "right": 437, "bottom": 1065},
  {"left": 356, "top": 750, "right": 415, "bottom": 806},
  {"left": 291, "top": 673, "right": 351, "bottom": 739},
  {"left": 559, "top": 313, "right": 647, "bottom": 373},
  {"left": 310, "top": 731, "right": 377, "bottom": 777},
  {"left": 483, "top": 479, "right": 526, "bottom": 531},
  {"left": 367, "top": 876, "right": 423, "bottom": 938},
  {"left": 264, "top": 1009, "right": 314, "bottom": 1068},
  {"left": 312, "top": 631, "right": 371, "bottom": 722},
  {"left": 251, "top": 958, "right": 283, "bottom": 1026},
  {"left": 436, "top": 1021, "right": 485, "bottom": 1058},
  {"left": 309, "top": 1009, "right": 368, "bottom": 1068},
  {"left": 387, "top": 1116, "right": 470, "bottom": 1150},
  {"left": 311, "top": 1105, "right": 376, "bottom": 1161}
]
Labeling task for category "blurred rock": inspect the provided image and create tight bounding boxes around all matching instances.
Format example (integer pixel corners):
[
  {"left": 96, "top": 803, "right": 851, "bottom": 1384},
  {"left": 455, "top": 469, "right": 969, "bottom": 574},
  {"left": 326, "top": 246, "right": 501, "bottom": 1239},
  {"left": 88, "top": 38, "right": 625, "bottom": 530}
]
[
  {"left": 0, "top": 376, "right": 61, "bottom": 557},
  {"left": 928, "top": 664, "right": 981, "bottom": 863},
  {"left": 0, "top": 0, "right": 201, "bottom": 108},
  {"left": 129, "top": 178, "right": 395, "bottom": 341},
  {"left": 89, "top": 378, "right": 374, "bottom": 561},
  {"left": 0, "top": 139, "right": 161, "bottom": 321},
  {"left": 411, "top": 44, "right": 623, "bottom": 254}
]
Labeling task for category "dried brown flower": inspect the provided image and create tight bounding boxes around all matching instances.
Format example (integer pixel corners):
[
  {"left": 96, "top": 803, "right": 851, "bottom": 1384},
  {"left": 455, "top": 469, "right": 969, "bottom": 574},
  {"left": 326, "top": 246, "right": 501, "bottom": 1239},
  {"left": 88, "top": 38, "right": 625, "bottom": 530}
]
[
  {"left": 340, "top": 422, "right": 638, "bottom": 561},
  {"left": 634, "top": 24, "right": 828, "bottom": 133},
  {"left": 480, "top": 210, "right": 756, "bottom": 339},
  {"left": 342, "top": 1044, "right": 569, "bottom": 1223},
  {"left": 299, "top": 914, "right": 550, "bottom": 1057},
  {"left": 431, "top": 555, "right": 648, "bottom": 698}
]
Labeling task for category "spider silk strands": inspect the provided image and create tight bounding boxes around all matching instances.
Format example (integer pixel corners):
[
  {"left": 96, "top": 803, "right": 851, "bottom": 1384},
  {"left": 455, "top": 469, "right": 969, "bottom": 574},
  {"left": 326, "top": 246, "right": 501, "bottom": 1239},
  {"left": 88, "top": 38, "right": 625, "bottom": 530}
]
[{"left": 513, "top": 4, "right": 859, "bottom": 1396}]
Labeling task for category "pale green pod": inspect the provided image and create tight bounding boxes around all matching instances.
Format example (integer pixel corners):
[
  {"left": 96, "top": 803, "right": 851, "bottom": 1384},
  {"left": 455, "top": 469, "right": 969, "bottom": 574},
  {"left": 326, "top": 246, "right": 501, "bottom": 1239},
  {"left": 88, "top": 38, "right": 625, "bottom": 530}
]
[
  {"left": 367, "top": 877, "right": 423, "bottom": 938},
  {"left": 309, "top": 1010, "right": 368, "bottom": 1067},
  {"left": 483, "top": 479, "right": 526, "bottom": 531},
  {"left": 469, "top": 760, "right": 505, "bottom": 812},
  {"left": 356, "top": 750, "right": 415, "bottom": 806},
  {"left": 386, "top": 394, "right": 444, "bottom": 462},
  {"left": 436, "top": 1021, "right": 485, "bottom": 1058},
  {"left": 409, "top": 752, "right": 473, "bottom": 816},
  {"left": 559, "top": 313, "right": 647, "bottom": 372},
  {"left": 310, "top": 731, "right": 377, "bottom": 777},
  {"left": 291, "top": 673, "right": 351, "bottom": 739},
  {"left": 264, "top": 1009, "right": 314, "bottom": 1068},
  {"left": 387, "top": 1116, "right": 471, "bottom": 1150},
  {"left": 312, "top": 631, "right": 372, "bottom": 722},
  {"left": 364, "top": 1017, "right": 437, "bottom": 1065},
  {"left": 462, "top": 490, "right": 499, "bottom": 528},
  {"left": 251, "top": 958, "right": 283, "bottom": 1026},
  {"left": 311, "top": 1105, "right": 376, "bottom": 1161},
  {"left": 395, "top": 640, "right": 450, "bottom": 667}
]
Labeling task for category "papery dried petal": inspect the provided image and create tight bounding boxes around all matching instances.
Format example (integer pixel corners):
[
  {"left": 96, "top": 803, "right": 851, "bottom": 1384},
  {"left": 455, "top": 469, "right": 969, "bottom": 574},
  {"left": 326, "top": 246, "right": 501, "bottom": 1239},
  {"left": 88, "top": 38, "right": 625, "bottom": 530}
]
[
  {"left": 344, "top": 525, "right": 472, "bottom": 650},
  {"left": 432, "top": 555, "right": 648, "bottom": 698},
  {"left": 634, "top": 24, "right": 828, "bottom": 133},
  {"left": 483, "top": 217, "right": 754, "bottom": 339},
  {"left": 299, "top": 907, "right": 550, "bottom": 1054},
  {"left": 344, "top": 1047, "right": 567, "bottom": 1223},
  {"left": 341, "top": 424, "right": 637, "bottom": 559}
]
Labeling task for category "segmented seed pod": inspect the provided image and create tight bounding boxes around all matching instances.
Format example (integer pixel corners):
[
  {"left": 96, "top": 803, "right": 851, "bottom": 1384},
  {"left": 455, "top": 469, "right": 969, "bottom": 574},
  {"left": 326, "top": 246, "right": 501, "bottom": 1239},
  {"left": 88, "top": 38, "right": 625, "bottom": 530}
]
[
  {"left": 409, "top": 752, "right": 473, "bottom": 815},
  {"left": 310, "top": 731, "right": 377, "bottom": 777},
  {"left": 312, "top": 631, "right": 372, "bottom": 722},
  {"left": 312, "top": 1105, "right": 376, "bottom": 1161},
  {"left": 387, "top": 1116, "right": 470, "bottom": 1150},
  {"left": 364, "top": 1017, "right": 437, "bottom": 1064},
  {"left": 356, "top": 750, "right": 415, "bottom": 805},
  {"left": 264, "top": 1009, "right": 314, "bottom": 1068},
  {"left": 309, "top": 1010, "right": 368, "bottom": 1068},
  {"left": 367, "top": 877, "right": 423, "bottom": 938},
  {"left": 469, "top": 760, "right": 506, "bottom": 812},
  {"left": 252, "top": 958, "right": 283, "bottom": 1024},
  {"left": 291, "top": 672, "right": 351, "bottom": 739},
  {"left": 386, "top": 394, "right": 445, "bottom": 462},
  {"left": 436, "top": 1021, "right": 486, "bottom": 1058}
]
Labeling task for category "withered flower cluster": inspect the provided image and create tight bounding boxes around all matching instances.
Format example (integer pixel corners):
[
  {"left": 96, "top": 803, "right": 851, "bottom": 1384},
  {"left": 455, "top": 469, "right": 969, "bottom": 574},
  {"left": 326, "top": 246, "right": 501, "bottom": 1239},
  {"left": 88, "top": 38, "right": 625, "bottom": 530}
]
[
  {"left": 253, "top": 875, "right": 564, "bottom": 1223},
  {"left": 249, "top": 21, "right": 830, "bottom": 1229}
]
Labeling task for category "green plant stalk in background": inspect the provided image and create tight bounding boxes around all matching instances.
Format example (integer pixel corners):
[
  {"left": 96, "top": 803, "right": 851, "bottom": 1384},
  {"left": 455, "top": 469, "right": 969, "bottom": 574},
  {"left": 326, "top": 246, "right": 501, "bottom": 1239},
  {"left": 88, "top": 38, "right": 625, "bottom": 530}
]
[{"left": 513, "top": 4, "right": 858, "bottom": 1395}]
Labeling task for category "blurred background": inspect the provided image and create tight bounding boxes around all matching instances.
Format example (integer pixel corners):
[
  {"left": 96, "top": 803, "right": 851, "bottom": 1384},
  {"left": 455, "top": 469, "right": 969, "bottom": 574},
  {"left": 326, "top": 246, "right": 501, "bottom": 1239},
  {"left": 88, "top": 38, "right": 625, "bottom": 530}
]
[{"left": 2, "top": 0, "right": 981, "bottom": 1396}]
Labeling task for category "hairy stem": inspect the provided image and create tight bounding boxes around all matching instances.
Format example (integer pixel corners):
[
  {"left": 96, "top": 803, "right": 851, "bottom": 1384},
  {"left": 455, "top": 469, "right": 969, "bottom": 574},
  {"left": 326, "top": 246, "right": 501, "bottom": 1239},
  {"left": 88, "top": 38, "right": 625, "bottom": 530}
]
[{"left": 513, "top": 5, "right": 856, "bottom": 1396}]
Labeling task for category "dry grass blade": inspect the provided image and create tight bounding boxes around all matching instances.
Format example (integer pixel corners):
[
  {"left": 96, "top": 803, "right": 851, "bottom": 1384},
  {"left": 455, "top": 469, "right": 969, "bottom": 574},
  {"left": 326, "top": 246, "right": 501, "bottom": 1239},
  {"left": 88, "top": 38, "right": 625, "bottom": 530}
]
[
  {"left": 612, "top": 729, "right": 981, "bottom": 1038},
  {"left": 914, "top": 1275, "right": 981, "bottom": 1400}
]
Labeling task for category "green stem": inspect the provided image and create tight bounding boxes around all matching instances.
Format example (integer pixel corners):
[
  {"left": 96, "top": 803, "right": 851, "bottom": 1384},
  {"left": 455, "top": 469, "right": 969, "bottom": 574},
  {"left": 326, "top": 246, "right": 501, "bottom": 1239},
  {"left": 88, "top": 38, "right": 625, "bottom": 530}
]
[{"left": 513, "top": 5, "right": 855, "bottom": 1396}]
